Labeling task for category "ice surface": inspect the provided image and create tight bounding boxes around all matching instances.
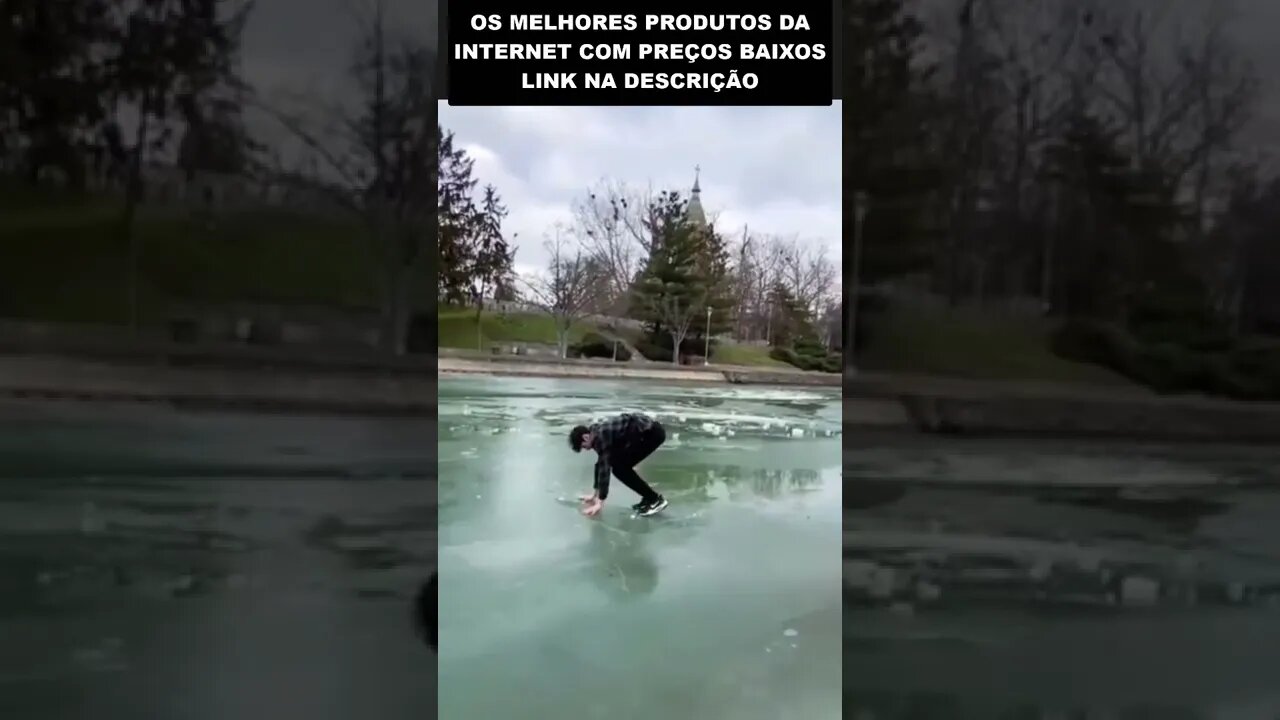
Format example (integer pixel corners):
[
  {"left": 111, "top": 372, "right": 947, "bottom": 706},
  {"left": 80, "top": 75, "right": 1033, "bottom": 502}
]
[{"left": 437, "top": 376, "right": 842, "bottom": 719}]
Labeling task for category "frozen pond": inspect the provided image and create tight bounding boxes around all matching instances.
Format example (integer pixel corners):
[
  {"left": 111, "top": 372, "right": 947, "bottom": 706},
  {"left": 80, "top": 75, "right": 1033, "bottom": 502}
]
[
  {"left": 437, "top": 376, "right": 844, "bottom": 719},
  {"left": 0, "top": 401, "right": 434, "bottom": 720},
  {"left": 845, "top": 435, "right": 1280, "bottom": 719}
]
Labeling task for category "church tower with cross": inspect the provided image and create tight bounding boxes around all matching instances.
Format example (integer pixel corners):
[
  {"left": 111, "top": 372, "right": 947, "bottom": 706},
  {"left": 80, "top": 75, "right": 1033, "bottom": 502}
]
[{"left": 685, "top": 165, "right": 708, "bottom": 229}]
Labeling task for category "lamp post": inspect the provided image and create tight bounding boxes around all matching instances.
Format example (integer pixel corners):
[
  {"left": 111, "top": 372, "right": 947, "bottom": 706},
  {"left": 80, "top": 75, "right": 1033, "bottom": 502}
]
[
  {"left": 847, "top": 191, "right": 869, "bottom": 369},
  {"left": 704, "top": 305, "right": 712, "bottom": 365}
]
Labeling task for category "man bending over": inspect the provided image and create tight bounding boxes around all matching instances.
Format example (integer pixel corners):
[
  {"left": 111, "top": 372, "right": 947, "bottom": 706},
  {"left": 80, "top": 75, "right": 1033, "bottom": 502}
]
[{"left": 569, "top": 412, "right": 668, "bottom": 518}]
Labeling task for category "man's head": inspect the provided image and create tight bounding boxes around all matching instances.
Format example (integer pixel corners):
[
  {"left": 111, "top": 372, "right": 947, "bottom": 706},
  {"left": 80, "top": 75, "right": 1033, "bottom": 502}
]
[
  {"left": 416, "top": 571, "right": 436, "bottom": 652},
  {"left": 569, "top": 425, "right": 592, "bottom": 452}
]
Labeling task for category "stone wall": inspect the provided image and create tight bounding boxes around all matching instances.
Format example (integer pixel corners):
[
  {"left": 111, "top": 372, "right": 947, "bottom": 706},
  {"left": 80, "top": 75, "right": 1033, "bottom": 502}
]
[
  {"left": 2, "top": 335, "right": 1278, "bottom": 442},
  {"left": 0, "top": 354, "right": 436, "bottom": 415},
  {"left": 894, "top": 393, "right": 1280, "bottom": 443}
]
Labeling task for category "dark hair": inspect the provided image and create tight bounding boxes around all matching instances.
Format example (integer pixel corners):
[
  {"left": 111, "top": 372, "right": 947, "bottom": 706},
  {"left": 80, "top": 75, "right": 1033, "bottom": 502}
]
[
  {"left": 416, "top": 571, "right": 437, "bottom": 651},
  {"left": 569, "top": 425, "right": 590, "bottom": 452}
]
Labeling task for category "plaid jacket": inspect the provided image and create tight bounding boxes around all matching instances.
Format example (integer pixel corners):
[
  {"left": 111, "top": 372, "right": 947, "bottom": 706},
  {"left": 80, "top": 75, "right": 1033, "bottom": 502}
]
[{"left": 589, "top": 412, "right": 655, "bottom": 500}]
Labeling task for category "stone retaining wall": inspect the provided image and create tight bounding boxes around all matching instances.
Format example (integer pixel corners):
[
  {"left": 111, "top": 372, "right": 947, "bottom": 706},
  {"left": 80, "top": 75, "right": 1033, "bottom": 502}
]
[
  {"left": 0, "top": 355, "right": 437, "bottom": 415},
  {"left": 3, "top": 350, "right": 1279, "bottom": 443},
  {"left": 895, "top": 394, "right": 1280, "bottom": 443}
]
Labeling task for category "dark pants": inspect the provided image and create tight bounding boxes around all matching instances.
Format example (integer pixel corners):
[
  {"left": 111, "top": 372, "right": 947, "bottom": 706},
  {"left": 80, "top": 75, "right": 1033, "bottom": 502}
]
[{"left": 612, "top": 423, "right": 665, "bottom": 503}]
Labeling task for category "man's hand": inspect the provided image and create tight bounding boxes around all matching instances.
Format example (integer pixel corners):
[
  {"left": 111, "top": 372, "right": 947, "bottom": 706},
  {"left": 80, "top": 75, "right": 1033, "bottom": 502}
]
[
  {"left": 580, "top": 498, "right": 604, "bottom": 517},
  {"left": 578, "top": 492, "right": 597, "bottom": 503}
]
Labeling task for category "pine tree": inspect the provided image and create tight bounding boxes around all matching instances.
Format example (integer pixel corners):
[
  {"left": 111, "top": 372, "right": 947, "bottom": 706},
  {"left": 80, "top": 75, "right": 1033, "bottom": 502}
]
[
  {"left": 845, "top": 0, "right": 939, "bottom": 357},
  {"left": 632, "top": 191, "right": 707, "bottom": 363},
  {"left": 1044, "top": 112, "right": 1188, "bottom": 320},
  {"left": 436, "top": 125, "right": 478, "bottom": 304},
  {"left": 699, "top": 224, "right": 735, "bottom": 330},
  {"left": 470, "top": 184, "right": 511, "bottom": 320},
  {"left": 766, "top": 282, "right": 814, "bottom": 349}
]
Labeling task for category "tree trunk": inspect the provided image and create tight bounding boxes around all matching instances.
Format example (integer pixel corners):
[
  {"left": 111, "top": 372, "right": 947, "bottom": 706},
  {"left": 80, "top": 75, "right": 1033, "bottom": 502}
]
[
  {"left": 474, "top": 279, "right": 488, "bottom": 324},
  {"left": 669, "top": 330, "right": 685, "bottom": 365},
  {"left": 123, "top": 104, "right": 151, "bottom": 333},
  {"left": 556, "top": 322, "right": 570, "bottom": 358},
  {"left": 1041, "top": 186, "right": 1059, "bottom": 310},
  {"left": 383, "top": 266, "right": 412, "bottom": 356}
]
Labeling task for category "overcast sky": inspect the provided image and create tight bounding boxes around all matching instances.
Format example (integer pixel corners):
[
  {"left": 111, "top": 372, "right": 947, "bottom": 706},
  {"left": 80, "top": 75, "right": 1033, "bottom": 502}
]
[{"left": 438, "top": 104, "right": 843, "bottom": 277}]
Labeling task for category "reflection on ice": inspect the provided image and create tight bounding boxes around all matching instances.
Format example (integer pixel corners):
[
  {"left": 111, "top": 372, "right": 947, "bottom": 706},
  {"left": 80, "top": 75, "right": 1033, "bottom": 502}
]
[{"left": 847, "top": 439, "right": 1280, "bottom": 717}]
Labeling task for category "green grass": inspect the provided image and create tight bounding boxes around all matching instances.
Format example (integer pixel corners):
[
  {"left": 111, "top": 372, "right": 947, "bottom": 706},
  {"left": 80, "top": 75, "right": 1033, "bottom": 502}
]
[
  {"left": 437, "top": 309, "right": 590, "bottom": 350},
  {"left": 0, "top": 190, "right": 432, "bottom": 325},
  {"left": 711, "top": 341, "right": 793, "bottom": 368},
  {"left": 858, "top": 303, "right": 1133, "bottom": 385}
]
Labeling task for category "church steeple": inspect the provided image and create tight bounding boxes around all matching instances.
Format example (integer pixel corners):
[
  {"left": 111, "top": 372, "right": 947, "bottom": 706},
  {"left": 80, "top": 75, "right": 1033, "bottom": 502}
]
[{"left": 686, "top": 165, "right": 706, "bottom": 228}]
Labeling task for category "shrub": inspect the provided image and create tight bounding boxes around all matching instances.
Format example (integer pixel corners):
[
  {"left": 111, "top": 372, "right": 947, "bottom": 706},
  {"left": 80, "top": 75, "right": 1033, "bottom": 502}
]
[
  {"left": 1050, "top": 320, "right": 1134, "bottom": 370},
  {"left": 1128, "top": 292, "right": 1233, "bottom": 352},
  {"left": 769, "top": 346, "right": 799, "bottom": 367},
  {"left": 1206, "top": 360, "right": 1272, "bottom": 400},
  {"left": 572, "top": 332, "right": 631, "bottom": 361},
  {"left": 850, "top": 290, "right": 890, "bottom": 352},
  {"left": 1131, "top": 319, "right": 1233, "bottom": 353},
  {"left": 769, "top": 342, "right": 841, "bottom": 372},
  {"left": 406, "top": 313, "right": 435, "bottom": 354},
  {"left": 1128, "top": 343, "right": 1210, "bottom": 394},
  {"left": 635, "top": 338, "right": 672, "bottom": 362},
  {"left": 634, "top": 333, "right": 719, "bottom": 363},
  {"left": 793, "top": 337, "right": 828, "bottom": 356},
  {"left": 1052, "top": 320, "right": 1206, "bottom": 394},
  {"left": 1229, "top": 341, "right": 1280, "bottom": 376},
  {"left": 1054, "top": 318, "right": 1280, "bottom": 399},
  {"left": 1216, "top": 342, "right": 1280, "bottom": 399}
]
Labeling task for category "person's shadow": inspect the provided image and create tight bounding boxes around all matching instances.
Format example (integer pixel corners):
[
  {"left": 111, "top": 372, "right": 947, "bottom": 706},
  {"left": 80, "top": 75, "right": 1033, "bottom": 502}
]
[
  {"left": 586, "top": 520, "right": 659, "bottom": 599},
  {"left": 416, "top": 571, "right": 436, "bottom": 652}
]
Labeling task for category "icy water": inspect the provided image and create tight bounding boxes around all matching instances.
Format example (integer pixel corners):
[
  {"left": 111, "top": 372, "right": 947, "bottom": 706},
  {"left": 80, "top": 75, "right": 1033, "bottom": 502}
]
[
  {"left": 0, "top": 401, "right": 434, "bottom": 720},
  {"left": 845, "top": 435, "right": 1280, "bottom": 719},
  {"left": 10, "top": 377, "right": 1280, "bottom": 720},
  {"left": 437, "top": 376, "right": 844, "bottom": 720}
]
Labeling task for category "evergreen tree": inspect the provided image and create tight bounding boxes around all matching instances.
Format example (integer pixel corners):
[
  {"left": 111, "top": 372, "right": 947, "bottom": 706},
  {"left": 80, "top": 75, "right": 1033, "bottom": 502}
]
[
  {"left": 1044, "top": 112, "right": 1189, "bottom": 321},
  {"left": 689, "top": 221, "right": 735, "bottom": 349},
  {"left": 470, "top": 184, "right": 512, "bottom": 319},
  {"left": 105, "top": 0, "right": 250, "bottom": 329},
  {"left": 766, "top": 282, "right": 815, "bottom": 349},
  {"left": 845, "top": 0, "right": 939, "bottom": 357},
  {"left": 0, "top": 0, "right": 116, "bottom": 186},
  {"left": 435, "top": 125, "right": 515, "bottom": 308},
  {"left": 436, "top": 125, "right": 479, "bottom": 304},
  {"left": 632, "top": 190, "right": 707, "bottom": 363}
]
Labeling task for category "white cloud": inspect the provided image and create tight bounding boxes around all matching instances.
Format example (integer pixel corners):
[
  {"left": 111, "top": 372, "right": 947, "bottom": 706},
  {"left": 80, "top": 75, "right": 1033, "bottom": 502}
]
[{"left": 439, "top": 103, "right": 843, "bottom": 273}]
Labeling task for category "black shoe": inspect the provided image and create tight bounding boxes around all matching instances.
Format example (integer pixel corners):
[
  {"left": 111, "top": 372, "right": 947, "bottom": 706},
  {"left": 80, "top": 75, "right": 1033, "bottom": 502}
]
[
  {"left": 631, "top": 500, "right": 646, "bottom": 513},
  {"left": 637, "top": 496, "right": 668, "bottom": 517}
]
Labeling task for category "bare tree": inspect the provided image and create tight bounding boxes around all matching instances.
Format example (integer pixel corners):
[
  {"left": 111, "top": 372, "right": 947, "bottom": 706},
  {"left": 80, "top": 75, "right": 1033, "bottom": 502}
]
[
  {"left": 730, "top": 233, "right": 833, "bottom": 341},
  {"left": 728, "top": 226, "right": 756, "bottom": 339},
  {"left": 777, "top": 237, "right": 838, "bottom": 316},
  {"left": 975, "top": 0, "right": 1091, "bottom": 300},
  {"left": 1093, "top": 0, "right": 1257, "bottom": 189},
  {"left": 1175, "top": 2, "right": 1259, "bottom": 232},
  {"left": 570, "top": 179, "right": 654, "bottom": 313},
  {"left": 736, "top": 232, "right": 789, "bottom": 342},
  {"left": 639, "top": 281, "right": 707, "bottom": 365},
  {"left": 524, "top": 227, "right": 596, "bottom": 358},
  {"left": 255, "top": 0, "right": 436, "bottom": 354}
]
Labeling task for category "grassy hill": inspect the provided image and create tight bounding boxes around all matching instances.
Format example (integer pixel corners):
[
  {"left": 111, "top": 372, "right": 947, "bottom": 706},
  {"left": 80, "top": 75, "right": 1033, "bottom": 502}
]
[
  {"left": 858, "top": 303, "right": 1132, "bottom": 385},
  {"left": 711, "top": 342, "right": 793, "bottom": 368},
  {"left": 0, "top": 189, "right": 428, "bottom": 324},
  {"left": 437, "top": 308, "right": 590, "bottom": 351}
]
